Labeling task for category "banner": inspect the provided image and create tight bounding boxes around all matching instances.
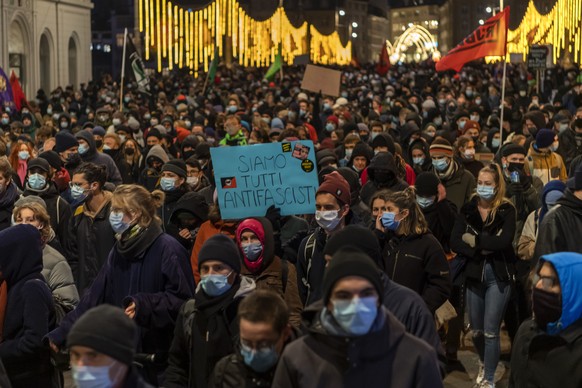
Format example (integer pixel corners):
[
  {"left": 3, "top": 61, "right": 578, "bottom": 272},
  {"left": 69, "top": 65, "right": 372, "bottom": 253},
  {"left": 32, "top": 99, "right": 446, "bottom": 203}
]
[
  {"left": 0, "top": 67, "right": 14, "bottom": 110},
  {"left": 211, "top": 141, "right": 319, "bottom": 220},
  {"left": 207, "top": 46, "right": 219, "bottom": 85},
  {"left": 301, "top": 65, "right": 342, "bottom": 97},
  {"left": 125, "top": 34, "right": 150, "bottom": 95},
  {"left": 436, "top": 7, "right": 510, "bottom": 72}
]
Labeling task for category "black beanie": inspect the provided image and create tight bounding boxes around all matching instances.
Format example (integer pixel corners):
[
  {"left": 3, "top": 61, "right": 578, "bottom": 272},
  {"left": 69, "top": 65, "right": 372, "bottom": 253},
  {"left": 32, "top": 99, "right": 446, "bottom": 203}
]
[
  {"left": 162, "top": 159, "right": 187, "bottom": 178},
  {"left": 414, "top": 172, "right": 440, "bottom": 197},
  {"left": 323, "top": 248, "right": 383, "bottom": 304},
  {"left": 54, "top": 131, "right": 79, "bottom": 153},
  {"left": 27, "top": 157, "right": 51, "bottom": 173},
  {"left": 501, "top": 143, "right": 526, "bottom": 158},
  {"left": 323, "top": 225, "right": 383, "bottom": 267},
  {"left": 198, "top": 234, "right": 242, "bottom": 274},
  {"left": 67, "top": 305, "right": 137, "bottom": 365}
]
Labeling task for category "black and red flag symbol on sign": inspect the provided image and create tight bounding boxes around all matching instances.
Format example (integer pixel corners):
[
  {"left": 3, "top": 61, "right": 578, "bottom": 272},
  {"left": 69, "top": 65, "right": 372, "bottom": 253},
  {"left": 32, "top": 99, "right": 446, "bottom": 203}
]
[{"left": 221, "top": 177, "right": 237, "bottom": 189}]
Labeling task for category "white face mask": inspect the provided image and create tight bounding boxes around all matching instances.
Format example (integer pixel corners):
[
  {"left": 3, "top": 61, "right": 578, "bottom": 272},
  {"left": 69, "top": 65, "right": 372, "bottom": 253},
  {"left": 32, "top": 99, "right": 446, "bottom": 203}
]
[
  {"left": 187, "top": 176, "right": 199, "bottom": 186},
  {"left": 315, "top": 210, "right": 342, "bottom": 232},
  {"left": 72, "top": 363, "right": 118, "bottom": 388}
]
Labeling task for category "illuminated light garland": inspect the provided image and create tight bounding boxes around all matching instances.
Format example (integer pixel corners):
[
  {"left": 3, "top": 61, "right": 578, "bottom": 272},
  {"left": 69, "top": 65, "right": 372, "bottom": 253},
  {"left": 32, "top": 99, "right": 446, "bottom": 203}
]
[
  {"left": 508, "top": 0, "right": 582, "bottom": 65},
  {"left": 138, "top": 0, "right": 351, "bottom": 75}
]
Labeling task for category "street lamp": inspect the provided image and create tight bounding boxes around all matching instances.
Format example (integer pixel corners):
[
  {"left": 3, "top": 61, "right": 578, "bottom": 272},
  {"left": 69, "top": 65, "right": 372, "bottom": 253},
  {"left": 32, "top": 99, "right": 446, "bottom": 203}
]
[
  {"left": 479, "top": 19, "right": 484, "bottom": 25},
  {"left": 339, "top": 9, "right": 345, "bottom": 16},
  {"left": 486, "top": 6, "right": 492, "bottom": 13},
  {"left": 352, "top": 22, "right": 358, "bottom": 28},
  {"left": 352, "top": 32, "right": 358, "bottom": 38}
]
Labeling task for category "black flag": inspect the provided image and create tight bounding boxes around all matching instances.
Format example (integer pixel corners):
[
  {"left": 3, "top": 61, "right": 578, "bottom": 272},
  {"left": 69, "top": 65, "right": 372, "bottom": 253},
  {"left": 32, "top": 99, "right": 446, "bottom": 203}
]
[{"left": 124, "top": 33, "right": 150, "bottom": 95}]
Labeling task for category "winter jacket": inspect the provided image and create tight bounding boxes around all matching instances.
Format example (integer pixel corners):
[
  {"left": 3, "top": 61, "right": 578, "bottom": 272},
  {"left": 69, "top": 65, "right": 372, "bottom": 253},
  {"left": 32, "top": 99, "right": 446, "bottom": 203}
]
[
  {"left": 433, "top": 160, "right": 476, "bottom": 211},
  {"left": 557, "top": 128, "right": 582, "bottom": 171},
  {"left": 0, "top": 181, "right": 18, "bottom": 232},
  {"left": 122, "top": 367, "right": 155, "bottom": 388},
  {"left": 167, "top": 191, "right": 209, "bottom": 252},
  {"left": 380, "top": 231, "right": 451, "bottom": 313},
  {"left": 190, "top": 219, "right": 238, "bottom": 283},
  {"left": 140, "top": 145, "right": 169, "bottom": 192},
  {"left": 165, "top": 277, "right": 256, "bottom": 388},
  {"left": 459, "top": 157, "right": 484, "bottom": 179},
  {"left": 158, "top": 186, "right": 190, "bottom": 232},
  {"left": 379, "top": 271, "right": 446, "bottom": 374},
  {"left": 48, "top": 223, "right": 195, "bottom": 385},
  {"left": 509, "top": 252, "right": 582, "bottom": 388},
  {"left": 517, "top": 210, "right": 538, "bottom": 261},
  {"left": 296, "top": 213, "right": 365, "bottom": 306},
  {"left": 75, "top": 130, "right": 123, "bottom": 186},
  {"left": 534, "top": 189, "right": 582, "bottom": 264},
  {"left": 66, "top": 192, "right": 116, "bottom": 295},
  {"left": 526, "top": 143, "right": 567, "bottom": 185},
  {"left": 219, "top": 131, "right": 248, "bottom": 146},
  {"left": 421, "top": 199, "right": 457, "bottom": 252},
  {"left": 279, "top": 215, "right": 309, "bottom": 246},
  {"left": 451, "top": 197, "right": 517, "bottom": 283},
  {"left": 0, "top": 225, "right": 55, "bottom": 388},
  {"left": 22, "top": 182, "right": 72, "bottom": 248},
  {"left": 272, "top": 304, "right": 443, "bottom": 388},
  {"left": 360, "top": 152, "right": 409, "bottom": 206},
  {"left": 407, "top": 138, "right": 433, "bottom": 175},
  {"left": 42, "top": 244, "right": 79, "bottom": 309}
]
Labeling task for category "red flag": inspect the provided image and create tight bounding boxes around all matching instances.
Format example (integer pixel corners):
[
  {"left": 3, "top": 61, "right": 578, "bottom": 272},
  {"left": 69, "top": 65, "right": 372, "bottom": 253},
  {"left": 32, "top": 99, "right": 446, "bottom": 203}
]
[
  {"left": 376, "top": 41, "right": 391, "bottom": 76},
  {"left": 436, "top": 7, "right": 510, "bottom": 72},
  {"left": 9, "top": 71, "right": 27, "bottom": 112}
]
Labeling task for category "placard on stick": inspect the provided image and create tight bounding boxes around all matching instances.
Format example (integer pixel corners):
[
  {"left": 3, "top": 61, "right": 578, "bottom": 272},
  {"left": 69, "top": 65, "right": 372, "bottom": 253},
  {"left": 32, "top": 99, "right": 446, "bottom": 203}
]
[
  {"left": 301, "top": 65, "right": 342, "bottom": 97},
  {"left": 211, "top": 141, "right": 319, "bottom": 220}
]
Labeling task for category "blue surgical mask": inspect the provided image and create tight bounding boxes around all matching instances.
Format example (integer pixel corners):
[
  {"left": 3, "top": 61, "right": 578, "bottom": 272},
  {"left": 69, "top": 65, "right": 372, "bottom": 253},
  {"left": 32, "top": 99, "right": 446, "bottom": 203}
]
[
  {"left": 315, "top": 210, "right": 342, "bottom": 232},
  {"left": 416, "top": 196, "right": 435, "bottom": 209},
  {"left": 476, "top": 185, "right": 495, "bottom": 200},
  {"left": 1, "top": 118, "right": 9, "bottom": 125},
  {"left": 331, "top": 296, "right": 378, "bottom": 336},
  {"left": 371, "top": 132, "right": 380, "bottom": 140},
  {"left": 381, "top": 211, "right": 400, "bottom": 231},
  {"left": 323, "top": 103, "right": 332, "bottom": 111},
  {"left": 242, "top": 242, "right": 263, "bottom": 262},
  {"left": 70, "top": 185, "right": 87, "bottom": 201},
  {"left": 491, "top": 138, "right": 501, "bottom": 148},
  {"left": 28, "top": 173, "right": 46, "bottom": 190},
  {"left": 458, "top": 120, "right": 466, "bottom": 130},
  {"left": 240, "top": 343, "right": 279, "bottom": 373},
  {"left": 325, "top": 123, "right": 335, "bottom": 132},
  {"left": 72, "top": 364, "right": 114, "bottom": 388},
  {"left": 413, "top": 157, "right": 425, "bottom": 165},
  {"left": 109, "top": 211, "right": 132, "bottom": 234},
  {"left": 227, "top": 105, "right": 238, "bottom": 113},
  {"left": 432, "top": 158, "right": 449, "bottom": 172},
  {"left": 60, "top": 122, "right": 69, "bottom": 129},
  {"left": 160, "top": 177, "right": 177, "bottom": 191},
  {"left": 18, "top": 151, "right": 30, "bottom": 160},
  {"left": 78, "top": 144, "right": 89, "bottom": 155},
  {"left": 345, "top": 148, "right": 353, "bottom": 159},
  {"left": 200, "top": 272, "right": 233, "bottom": 297},
  {"left": 299, "top": 109, "right": 306, "bottom": 117}
]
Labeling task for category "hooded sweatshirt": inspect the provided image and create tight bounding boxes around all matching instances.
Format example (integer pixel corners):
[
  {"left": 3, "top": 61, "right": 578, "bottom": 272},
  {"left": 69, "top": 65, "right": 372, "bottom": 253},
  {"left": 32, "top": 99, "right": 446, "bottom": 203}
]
[
  {"left": 75, "top": 130, "right": 123, "bottom": 186},
  {"left": 360, "top": 152, "right": 408, "bottom": 205}
]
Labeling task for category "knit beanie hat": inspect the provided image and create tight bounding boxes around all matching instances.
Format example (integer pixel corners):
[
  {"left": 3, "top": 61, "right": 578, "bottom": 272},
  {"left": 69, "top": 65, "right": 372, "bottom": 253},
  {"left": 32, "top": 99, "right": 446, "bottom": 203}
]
[
  {"left": 323, "top": 248, "right": 383, "bottom": 304},
  {"left": 198, "top": 234, "right": 242, "bottom": 274},
  {"left": 536, "top": 129, "right": 556, "bottom": 149},
  {"left": 67, "top": 305, "right": 137, "bottom": 365},
  {"left": 323, "top": 225, "right": 383, "bottom": 267},
  {"left": 146, "top": 127, "right": 163, "bottom": 140},
  {"left": 414, "top": 172, "right": 440, "bottom": 197},
  {"left": 429, "top": 138, "right": 453, "bottom": 157},
  {"left": 462, "top": 120, "right": 480, "bottom": 134},
  {"left": 91, "top": 126, "right": 106, "bottom": 137},
  {"left": 501, "top": 144, "right": 526, "bottom": 158},
  {"left": 316, "top": 149, "right": 338, "bottom": 169},
  {"left": 161, "top": 159, "right": 187, "bottom": 178},
  {"left": 38, "top": 150, "right": 63, "bottom": 169},
  {"left": 316, "top": 171, "right": 351, "bottom": 206},
  {"left": 54, "top": 131, "right": 79, "bottom": 153}
]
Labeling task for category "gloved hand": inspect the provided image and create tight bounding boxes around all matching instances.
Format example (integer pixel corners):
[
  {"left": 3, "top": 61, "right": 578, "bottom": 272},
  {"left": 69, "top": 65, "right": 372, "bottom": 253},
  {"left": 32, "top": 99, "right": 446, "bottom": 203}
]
[
  {"left": 509, "top": 182, "right": 524, "bottom": 194},
  {"left": 265, "top": 205, "right": 282, "bottom": 233},
  {"left": 462, "top": 233, "right": 476, "bottom": 248}
]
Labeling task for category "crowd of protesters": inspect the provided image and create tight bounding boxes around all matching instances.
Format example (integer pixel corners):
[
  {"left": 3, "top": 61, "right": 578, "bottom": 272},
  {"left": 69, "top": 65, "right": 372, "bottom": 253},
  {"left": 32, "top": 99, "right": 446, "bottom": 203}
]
[{"left": 0, "top": 58, "right": 581, "bottom": 388}]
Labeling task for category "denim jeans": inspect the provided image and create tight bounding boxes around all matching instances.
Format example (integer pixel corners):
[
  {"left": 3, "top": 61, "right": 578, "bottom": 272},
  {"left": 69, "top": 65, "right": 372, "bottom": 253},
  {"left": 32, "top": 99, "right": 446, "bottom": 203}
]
[{"left": 466, "top": 262, "right": 511, "bottom": 383}]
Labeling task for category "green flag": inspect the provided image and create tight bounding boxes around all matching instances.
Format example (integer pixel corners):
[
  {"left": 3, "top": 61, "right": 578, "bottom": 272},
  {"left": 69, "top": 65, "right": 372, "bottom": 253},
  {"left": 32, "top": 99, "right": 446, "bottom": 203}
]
[
  {"left": 208, "top": 47, "right": 219, "bottom": 84},
  {"left": 264, "top": 47, "right": 283, "bottom": 81}
]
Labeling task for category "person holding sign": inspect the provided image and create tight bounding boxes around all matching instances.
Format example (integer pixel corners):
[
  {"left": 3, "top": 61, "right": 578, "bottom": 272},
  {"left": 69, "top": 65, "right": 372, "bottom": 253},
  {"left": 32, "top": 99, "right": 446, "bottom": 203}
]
[{"left": 235, "top": 217, "right": 303, "bottom": 327}]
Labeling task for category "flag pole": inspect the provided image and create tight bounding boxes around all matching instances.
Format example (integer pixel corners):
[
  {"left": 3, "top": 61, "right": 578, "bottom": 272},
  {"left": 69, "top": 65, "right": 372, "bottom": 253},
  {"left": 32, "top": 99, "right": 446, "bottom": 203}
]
[
  {"left": 120, "top": 28, "right": 128, "bottom": 113},
  {"left": 498, "top": 0, "right": 506, "bottom": 145}
]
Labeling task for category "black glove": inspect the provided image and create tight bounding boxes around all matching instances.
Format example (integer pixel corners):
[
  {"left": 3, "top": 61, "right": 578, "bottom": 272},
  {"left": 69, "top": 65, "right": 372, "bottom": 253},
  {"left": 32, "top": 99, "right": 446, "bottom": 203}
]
[
  {"left": 509, "top": 182, "right": 524, "bottom": 195},
  {"left": 265, "top": 205, "right": 282, "bottom": 234}
]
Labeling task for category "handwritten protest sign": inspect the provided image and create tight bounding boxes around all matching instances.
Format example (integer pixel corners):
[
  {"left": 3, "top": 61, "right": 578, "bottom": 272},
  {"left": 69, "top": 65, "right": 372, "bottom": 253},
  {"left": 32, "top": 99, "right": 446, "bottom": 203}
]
[
  {"left": 301, "top": 65, "right": 342, "bottom": 97},
  {"left": 211, "top": 141, "right": 319, "bottom": 220}
]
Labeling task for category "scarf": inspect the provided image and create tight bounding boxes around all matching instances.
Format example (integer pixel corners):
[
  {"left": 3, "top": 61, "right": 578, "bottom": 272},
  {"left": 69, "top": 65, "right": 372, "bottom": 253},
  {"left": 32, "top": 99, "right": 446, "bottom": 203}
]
[
  {"left": 116, "top": 222, "right": 163, "bottom": 261},
  {"left": 437, "top": 159, "right": 459, "bottom": 182},
  {"left": 17, "top": 160, "right": 27, "bottom": 186}
]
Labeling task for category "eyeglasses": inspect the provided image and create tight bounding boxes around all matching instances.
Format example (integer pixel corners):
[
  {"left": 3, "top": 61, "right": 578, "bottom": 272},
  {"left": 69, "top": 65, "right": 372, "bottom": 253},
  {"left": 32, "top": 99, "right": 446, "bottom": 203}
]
[{"left": 537, "top": 275, "right": 559, "bottom": 289}]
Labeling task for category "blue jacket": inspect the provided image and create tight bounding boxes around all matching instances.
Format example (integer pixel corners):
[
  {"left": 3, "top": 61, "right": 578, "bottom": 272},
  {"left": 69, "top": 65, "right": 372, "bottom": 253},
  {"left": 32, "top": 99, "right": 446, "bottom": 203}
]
[
  {"left": 49, "top": 225, "right": 195, "bottom": 364},
  {"left": 0, "top": 225, "right": 55, "bottom": 386}
]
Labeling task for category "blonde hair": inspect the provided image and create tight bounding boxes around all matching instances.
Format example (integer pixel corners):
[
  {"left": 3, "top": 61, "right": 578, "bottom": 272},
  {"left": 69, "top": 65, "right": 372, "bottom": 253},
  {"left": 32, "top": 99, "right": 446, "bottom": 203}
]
[
  {"left": 386, "top": 186, "right": 429, "bottom": 236},
  {"left": 476, "top": 163, "right": 512, "bottom": 226},
  {"left": 13, "top": 202, "right": 51, "bottom": 242},
  {"left": 111, "top": 184, "right": 164, "bottom": 228}
]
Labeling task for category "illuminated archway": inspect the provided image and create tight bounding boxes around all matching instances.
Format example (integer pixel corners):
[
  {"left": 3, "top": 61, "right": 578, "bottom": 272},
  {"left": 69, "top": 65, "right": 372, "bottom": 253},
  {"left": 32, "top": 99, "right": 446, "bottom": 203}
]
[{"left": 388, "top": 25, "right": 439, "bottom": 64}]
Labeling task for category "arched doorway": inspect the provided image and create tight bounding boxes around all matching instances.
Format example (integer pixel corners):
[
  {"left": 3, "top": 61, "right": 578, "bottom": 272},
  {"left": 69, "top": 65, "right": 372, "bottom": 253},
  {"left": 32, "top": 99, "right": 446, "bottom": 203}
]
[
  {"left": 68, "top": 36, "right": 78, "bottom": 88},
  {"left": 8, "top": 20, "right": 27, "bottom": 90},
  {"left": 39, "top": 33, "right": 52, "bottom": 93}
]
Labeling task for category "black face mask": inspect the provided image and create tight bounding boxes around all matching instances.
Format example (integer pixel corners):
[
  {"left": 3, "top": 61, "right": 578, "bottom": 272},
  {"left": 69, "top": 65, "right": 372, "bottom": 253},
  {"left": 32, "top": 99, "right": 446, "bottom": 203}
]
[
  {"left": 508, "top": 162, "right": 525, "bottom": 173},
  {"left": 124, "top": 148, "right": 136, "bottom": 156},
  {"left": 182, "top": 150, "right": 196, "bottom": 161},
  {"left": 66, "top": 153, "right": 81, "bottom": 167},
  {"left": 95, "top": 139, "right": 103, "bottom": 149},
  {"left": 532, "top": 287, "right": 562, "bottom": 331},
  {"left": 374, "top": 170, "right": 395, "bottom": 185}
]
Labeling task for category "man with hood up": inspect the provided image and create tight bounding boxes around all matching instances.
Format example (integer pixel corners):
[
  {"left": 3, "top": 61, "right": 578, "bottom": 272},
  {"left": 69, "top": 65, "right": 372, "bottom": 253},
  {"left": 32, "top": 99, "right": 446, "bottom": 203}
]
[
  {"left": 74, "top": 129, "right": 123, "bottom": 187},
  {"left": 0, "top": 224, "right": 55, "bottom": 387},
  {"left": 510, "top": 252, "right": 582, "bottom": 388},
  {"left": 140, "top": 144, "right": 170, "bottom": 192},
  {"left": 167, "top": 191, "right": 209, "bottom": 253},
  {"left": 360, "top": 152, "right": 408, "bottom": 206}
]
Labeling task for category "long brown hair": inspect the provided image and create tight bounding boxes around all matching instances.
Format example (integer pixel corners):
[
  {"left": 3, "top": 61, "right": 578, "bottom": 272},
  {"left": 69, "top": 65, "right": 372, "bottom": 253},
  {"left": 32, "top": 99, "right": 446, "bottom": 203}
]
[
  {"left": 9, "top": 142, "right": 34, "bottom": 171},
  {"left": 475, "top": 163, "right": 512, "bottom": 226},
  {"left": 386, "top": 186, "right": 429, "bottom": 236}
]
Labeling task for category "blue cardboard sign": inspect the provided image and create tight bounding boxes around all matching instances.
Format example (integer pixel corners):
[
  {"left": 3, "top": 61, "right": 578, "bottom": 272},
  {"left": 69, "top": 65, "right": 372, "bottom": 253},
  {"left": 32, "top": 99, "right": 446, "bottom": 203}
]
[{"left": 210, "top": 141, "right": 319, "bottom": 220}]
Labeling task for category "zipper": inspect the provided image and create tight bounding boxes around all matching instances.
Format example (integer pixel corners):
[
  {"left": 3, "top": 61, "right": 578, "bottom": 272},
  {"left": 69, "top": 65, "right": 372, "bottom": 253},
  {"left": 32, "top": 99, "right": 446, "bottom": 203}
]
[
  {"left": 392, "top": 251, "right": 399, "bottom": 280},
  {"left": 481, "top": 259, "right": 486, "bottom": 282}
]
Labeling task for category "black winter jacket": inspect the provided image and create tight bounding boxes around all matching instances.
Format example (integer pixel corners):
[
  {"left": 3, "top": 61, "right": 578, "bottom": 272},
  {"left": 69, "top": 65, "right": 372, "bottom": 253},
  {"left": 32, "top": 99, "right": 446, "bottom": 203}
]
[
  {"left": 381, "top": 231, "right": 451, "bottom": 313},
  {"left": 451, "top": 197, "right": 517, "bottom": 284},
  {"left": 0, "top": 181, "right": 18, "bottom": 232}
]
